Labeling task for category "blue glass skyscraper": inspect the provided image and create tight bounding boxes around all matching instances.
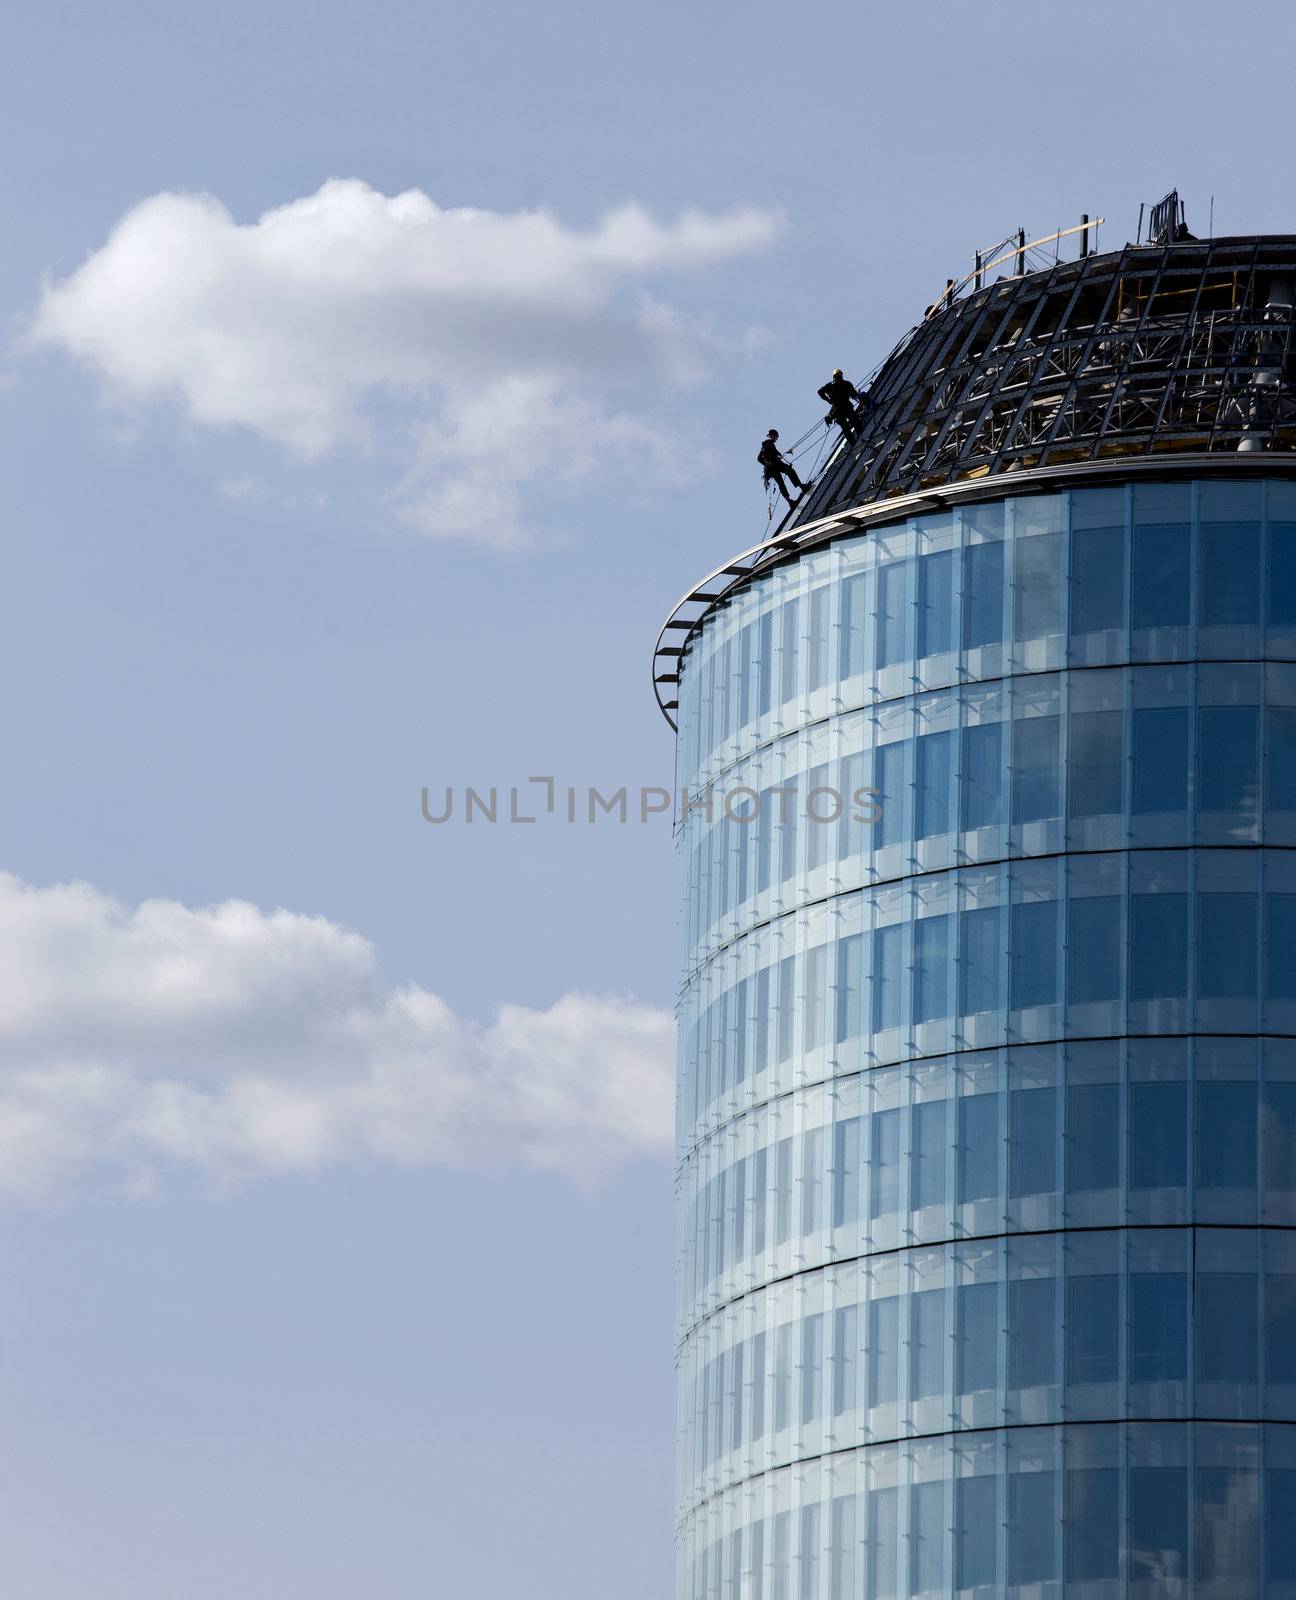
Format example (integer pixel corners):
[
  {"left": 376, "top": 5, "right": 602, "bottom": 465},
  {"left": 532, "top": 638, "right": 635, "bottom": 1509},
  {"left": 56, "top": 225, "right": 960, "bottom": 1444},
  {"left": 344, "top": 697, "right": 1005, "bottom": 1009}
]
[{"left": 657, "top": 226, "right": 1296, "bottom": 1596}]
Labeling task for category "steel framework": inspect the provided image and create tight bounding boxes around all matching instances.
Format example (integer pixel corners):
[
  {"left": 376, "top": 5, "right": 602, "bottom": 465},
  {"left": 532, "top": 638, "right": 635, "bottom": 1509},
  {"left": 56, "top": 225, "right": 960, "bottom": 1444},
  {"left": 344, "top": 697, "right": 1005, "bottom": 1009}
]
[{"left": 788, "top": 234, "right": 1296, "bottom": 527}]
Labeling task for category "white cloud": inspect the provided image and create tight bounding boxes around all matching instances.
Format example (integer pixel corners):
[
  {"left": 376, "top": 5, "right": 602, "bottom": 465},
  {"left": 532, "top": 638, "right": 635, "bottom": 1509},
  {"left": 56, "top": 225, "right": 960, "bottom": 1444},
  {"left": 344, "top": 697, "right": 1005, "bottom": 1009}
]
[
  {"left": 0, "top": 872, "right": 675, "bottom": 1203},
  {"left": 29, "top": 179, "right": 781, "bottom": 545}
]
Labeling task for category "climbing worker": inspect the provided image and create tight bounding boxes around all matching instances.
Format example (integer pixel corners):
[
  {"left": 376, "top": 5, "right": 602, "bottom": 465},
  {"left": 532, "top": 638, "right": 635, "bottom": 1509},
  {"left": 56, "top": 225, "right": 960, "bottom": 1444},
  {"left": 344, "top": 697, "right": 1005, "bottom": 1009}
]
[
  {"left": 817, "top": 368, "right": 864, "bottom": 440},
  {"left": 758, "top": 429, "right": 808, "bottom": 506}
]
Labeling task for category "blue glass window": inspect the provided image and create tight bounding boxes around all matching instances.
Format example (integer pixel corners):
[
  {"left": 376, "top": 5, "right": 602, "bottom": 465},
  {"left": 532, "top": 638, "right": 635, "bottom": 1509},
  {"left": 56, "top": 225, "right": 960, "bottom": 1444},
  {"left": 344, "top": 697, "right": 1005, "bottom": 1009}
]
[
  {"left": 955, "top": 1477, "right": 997, "bottom": 1590},
  {"left": 800, "top": 1313, "right": 822, "bottom": 1423},
  {"left": 1198, "top": 707, "right": 1259, "bottom": 813},
  {"left": 1266, "top": 1274, "right": 1296, "bottom": 1385},
  {"left": 1067, "top": 1083, "right": 1119, "bottom": 1192},
  {"left": 1131, "top": 1081, "right": 1188, "bottom": 1188},
  {"left": 1132, "top": 706, "right": 1189, "bottom": 814},
  {"left": 1008, "top": 1277, "right": 1055, "bottom": 1387},
  {"left": 1014, "top": 529, "right": 1063, "bottom": 641},
  {"left": 1264, "top": 1083, "right": 1296, "bottom": 1194},
  {"left": 1129, "top": 1466, "right": 1188, "bottom": 1585},
  {"left": 959, "top": 905, "right": 1001, "bottom": 1016},
  {"left": 1067, "top": 896, "right": 1121, "bottom": 1003},
  {"left": 1270, "top": 504, "right": 1296, "bottom": 627},
  {"left": 871, "top": 1108, "right": 902, "bottom": 1218},
  {"left": 911, "top": 1288, "right": 945, "bottom": 1399},
  {"left": 835, "top": 934, "right": 863, "bottom": 1043},
  {"left": 1009, "top": 1472, "right": 1056, "bottom": 1584},
  {"left": 807, "top": 586, "right": 830, "bottom": 691},
  {"left": 1269, "top": 1471, "right": 1296, "bottom": 1583},
  {"left": 875, "top": 561, "right": 906, "bottom": 668},
  {"left": 1197, "top": 1082, "right": 1257, "bottom": 1188},
  {"left": 1011, "top": 901, "right": 1059, "bottom": 1008},
  {"left": 867, "top": 1296, "right": 899, "bottom": 1407},
  {"left": 1130, "top": 1274, "right": 1188, "bottom": 1381},
  {"left": 868, "top": 1488, "right": 898, "bottom": 1600},
  {"left": 958, "top": 1281, "right": 998, "bottom": 1393},
  {"left": 1197, "top": 1467, "right": 1259, "bottom": 1588},
  {"left": 1200, "top": 483, "right": 1262, "bottom": 625},
  {"left": 912, "top": 1100, "right": 947, "bottom": 1210},
  {"left": 1197, "top": 1272, "right": 1257, "bottom": 1383},
  {"left": 915, "top": 730, "right": 953, "bottom": 839},
  {"left": 1068, "top": 709, "right": 1123, "bottom": 816},
  {"left": 1267, "top": 897, "right": 1296, "bottom": 1000},
  {"left": 1066, "top": 1468, "right": 1119, "bottom": 1581},
  {"left": 910, "top": 1480, "right": 945, "bottom": 1593},
  {"left": 1010, "top": 1086, "right": 1057, "bottom": 1196},
  {"left": 837, "top": 572, "right": 868, "bottom": 681},
  {"left": 917, "top": 549, "right": 954, "bottom": 657},
  {"left": 1268, "top": 708, "right": 1296, "bottom": 811},
  {"left": 832, "top": 1117, "right": 860, "bottom": 1228},
  {"left": 1130, "top": 893, "right": 1188, "bottom": 1000},
  {"left": 873, "top": 742, "right": 905, "bottom": 849},
  {"left": 1070, "top": 488, "right": 1126, "bottom": 633},
  {"left": 1132, "top": 486, "right": 1191, "bottom": 627},
  {"left": 831, "top": 1305, "right": 858, "bottom": 1416},
  {"left": 798, "top": 1504, "right": 820, "bottom": 1600},
  {"left": 872, "top": 925, "right": 903, "bottom": 1033},
  {"left": 830, "top": 1496, "right": 856, "bottom": 1600},
  {"left": 1197, "top": 893, "right": 1258, "bottom": 999},
  {"left": 1012, "top": 716, "right": 1060, "bottom": 823},
  {"left": 962, "top": 539, "right": 1004, "bottom": 649},
  {"left": 960, "top": 722, "right": 1003, "bottom": 830},
  {"left": 756, "top": 610, "right": 774, "bottom": 718},
  {"left": 1067, "top": 1275, "right": 1119, "bottom": 1384},
  {"left": 959, "top": 1095, "right": 1000, "bottom": 1202},
  {"left": 779, "top": 596, "right": 800, "bottom": 704},
  {"left": 913, "top": 915, "right": 951, "bottom": 1023}
]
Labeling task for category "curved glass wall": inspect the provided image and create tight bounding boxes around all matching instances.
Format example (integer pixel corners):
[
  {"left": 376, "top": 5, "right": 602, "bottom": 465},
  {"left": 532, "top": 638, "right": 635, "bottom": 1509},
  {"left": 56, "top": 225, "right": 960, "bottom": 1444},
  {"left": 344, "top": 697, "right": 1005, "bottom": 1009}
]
[{"left": 673, "top": 474, "right": 1296, "bottom": 1598}]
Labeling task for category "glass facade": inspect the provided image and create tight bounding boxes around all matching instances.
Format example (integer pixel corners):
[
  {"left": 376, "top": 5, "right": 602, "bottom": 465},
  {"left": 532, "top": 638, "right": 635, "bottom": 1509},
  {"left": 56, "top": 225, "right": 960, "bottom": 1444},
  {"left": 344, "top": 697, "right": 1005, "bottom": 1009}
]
[{"left": 673, "top": 477, "right": 1296, "bottom": 1597}]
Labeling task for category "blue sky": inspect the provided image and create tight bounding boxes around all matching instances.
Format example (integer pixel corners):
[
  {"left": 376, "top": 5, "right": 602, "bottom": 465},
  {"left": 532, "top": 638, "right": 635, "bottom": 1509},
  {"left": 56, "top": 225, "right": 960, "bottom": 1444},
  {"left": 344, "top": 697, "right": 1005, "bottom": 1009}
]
[{"left": 2, "top": 2, "right": 1294, "bottom": 1595}]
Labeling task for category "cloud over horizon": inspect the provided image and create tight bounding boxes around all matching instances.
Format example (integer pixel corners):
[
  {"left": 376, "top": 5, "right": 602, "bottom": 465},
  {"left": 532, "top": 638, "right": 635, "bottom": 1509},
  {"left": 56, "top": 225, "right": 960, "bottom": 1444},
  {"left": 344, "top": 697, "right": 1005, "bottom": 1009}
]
[
  {"left": 29, "top": 179, "right": 781, "bottom": 545},
  {"left": 0, "top": 871, "right": 675, "bottom": 1204}
]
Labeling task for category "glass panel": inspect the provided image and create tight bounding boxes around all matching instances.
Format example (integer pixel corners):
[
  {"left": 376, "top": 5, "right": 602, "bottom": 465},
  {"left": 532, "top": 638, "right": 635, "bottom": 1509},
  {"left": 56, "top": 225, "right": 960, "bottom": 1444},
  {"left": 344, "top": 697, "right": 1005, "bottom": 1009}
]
[
  {"left": 1197, "top": 1082, "right": 1257, "bottom": 1189},
  {"left": 875, "top": 562, "right": 906, "bottom": 668},
  {"left": 1008, "top": 1276, "right": 1055, "bottom": 1386},
  {"left": 1132, "top": 483, "right": 1191, "bottom": 628},
  {"left": 913, "top": 915, "right": 951, "bottom": 1023},
  {"left": 1067, "top": 1275, "right": 1119, "bottom": 1384},
  {"left": 1132, "top": 706, "right": 1189, "bottom": 815},
  {"left": 912, "top": 1100, "right": 947, "bottom": 1210},
  {"left": 960, "top": 905, "right": 1001, "bottom": 1016},
  {"left": 1198, "top": 893, "right": 1258, "bottom": 1000},
  {"left": 1012, "top": 715, "right": 1060, "bottom": 823},
  {"left": 1068, "top": 896, "right": 1121, "bottom": 1003},
  {"left": 1197, "top": 1273, "right": 1257, "bottom": 1384},
  {"left": 1068, "top": 1082, "right": 1119, "bottom": 1192},
  {"left": 1066, "top": 1467, "right": 1119, "bottom": 1582},
  {"left": 959, "top": 1095, "right": 999, "bottom": 1203},
  {"left": 1130, "top": 1274, "right": 1188, "bottom": 1381},
  {"left": 910, "top": 1480, "right": 945, "bottom": 1594},
  {"left": 917, "top": 549, "right": 954, "bottom": 658},
  {"left": 1198, "top": 707, "right": 1259, "bottom": 814},
  {"left": 872, "top": 925, "right": 903, "bottom": 1032},
  {"left": 1014, "top": 529, "right": 1063, "bottom": 641},
  {"left": 1130, "top": 894, "right": 1188, "bottom": 1000},
  {"left": 1131, "top": 1081, "right": 1188, "bottom": 1188},
  {"left": 962, "top": 539, "right": 1004, "bottom": 649},
  {"left": 916, "top": 730, "right": 954, "bottom": 840},
  {"left": 1069, "top": 708, "right": 1124, "bottom": 817},
  {"left": 1200, "top": 511, "right": 1261, "bottom": 626},
  {"left": 957, "top": 1282, "right": 997, "bottom": 1392},
  {"left": 1071, "top": 512, "right": 1126, "bottom": 635},
  {"left": 1010, "top": 1086, "right": 1056, "bottom": 1196},
  {"left": 955, "top": 1476, "right": 997, "bottom": 1590},
  {"left": 1011, "top": 901, "right": 1059, "bottom": 1008},
  {"left": 911, "top": 1288, "right": 945, "bottom": 1399},
  {"left": 1009, "top": 1470, "right": 1056, "bottom": 1583},
  {"left": 1129, "top": 1465, "right": 1188, "bottom": 1588},
  {"left": 960, "top": 722, "right": 1003, "bottom": 830},
  {"left": 867, "top": 1296, "right": 899, "bottom": 1407}
]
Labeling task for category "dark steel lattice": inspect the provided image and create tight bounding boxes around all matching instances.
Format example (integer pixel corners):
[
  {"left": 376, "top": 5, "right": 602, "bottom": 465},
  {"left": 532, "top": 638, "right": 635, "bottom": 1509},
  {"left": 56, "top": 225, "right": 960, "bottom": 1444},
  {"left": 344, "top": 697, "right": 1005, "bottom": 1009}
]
[{"left": 787, "top": 234, "right": 1296, "bottom": 527}]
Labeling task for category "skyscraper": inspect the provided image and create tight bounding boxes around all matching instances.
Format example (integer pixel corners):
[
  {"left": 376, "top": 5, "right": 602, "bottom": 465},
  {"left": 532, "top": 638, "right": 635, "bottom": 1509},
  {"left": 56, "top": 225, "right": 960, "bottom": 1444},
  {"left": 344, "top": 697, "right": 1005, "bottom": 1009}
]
[{"left": 658, "top": 217, "right": 1296, "bottom": 1597}]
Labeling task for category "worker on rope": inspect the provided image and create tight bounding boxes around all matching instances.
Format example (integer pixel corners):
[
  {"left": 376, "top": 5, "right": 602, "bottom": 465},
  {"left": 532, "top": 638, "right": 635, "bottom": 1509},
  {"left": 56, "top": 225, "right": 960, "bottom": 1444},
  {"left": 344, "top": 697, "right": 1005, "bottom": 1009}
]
[
  {"left": 817, "top": 368, "right": 866, "bottom": 440},
  {"left": 758, "top": 429, "right": 809, "bottom": 506}
]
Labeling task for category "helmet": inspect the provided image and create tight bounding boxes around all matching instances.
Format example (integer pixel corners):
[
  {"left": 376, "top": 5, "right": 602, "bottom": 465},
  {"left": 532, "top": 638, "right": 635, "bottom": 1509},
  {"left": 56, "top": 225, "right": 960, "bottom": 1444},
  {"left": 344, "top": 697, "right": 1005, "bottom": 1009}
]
[
  {"left": 767, "top": 428, "right": 779, "bottom": 439},
  {"left": 833, "top": 368, "right": 843, "bottom": 377}
]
